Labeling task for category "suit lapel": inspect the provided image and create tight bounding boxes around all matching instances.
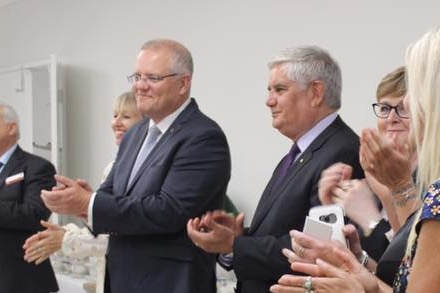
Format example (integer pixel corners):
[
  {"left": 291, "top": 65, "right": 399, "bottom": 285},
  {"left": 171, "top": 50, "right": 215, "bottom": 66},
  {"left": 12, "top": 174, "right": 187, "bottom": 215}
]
[
  {"left": 249, "top": 150, "right": 312, "bottom": 232},
  {"left": 0, "top": 147, "right": 24, "bottom": 190},
  {"left": 249, "top": 116, "right": 343, "bottom": 233},
  {"left": 124, "top": 99, "right": 198, "bottom": 194}
]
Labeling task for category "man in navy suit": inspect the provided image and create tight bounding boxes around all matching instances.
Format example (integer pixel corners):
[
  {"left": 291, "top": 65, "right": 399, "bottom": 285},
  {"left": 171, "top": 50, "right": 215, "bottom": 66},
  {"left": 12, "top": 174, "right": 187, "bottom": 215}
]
[
  {"left": 0, "top": 103, "right": 58, "bottom": 293},
  {"left": 187, "top": 45, "right": 363, "bottom": 293},
  {"left": 41, "top": 39, "right": 231, "bottom": 293}
]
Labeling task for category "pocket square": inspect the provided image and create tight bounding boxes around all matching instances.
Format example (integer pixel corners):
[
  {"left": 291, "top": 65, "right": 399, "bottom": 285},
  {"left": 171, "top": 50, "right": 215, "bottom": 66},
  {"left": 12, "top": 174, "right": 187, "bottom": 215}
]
[{"left": 5, "top": 172, "right": 25, "bottom": 185}]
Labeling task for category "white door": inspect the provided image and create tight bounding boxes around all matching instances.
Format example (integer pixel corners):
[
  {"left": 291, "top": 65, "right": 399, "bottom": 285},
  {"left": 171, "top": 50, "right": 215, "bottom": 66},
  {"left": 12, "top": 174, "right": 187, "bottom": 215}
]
[{"left": 0, "top": 55, "right": 66, "bottom": 173}]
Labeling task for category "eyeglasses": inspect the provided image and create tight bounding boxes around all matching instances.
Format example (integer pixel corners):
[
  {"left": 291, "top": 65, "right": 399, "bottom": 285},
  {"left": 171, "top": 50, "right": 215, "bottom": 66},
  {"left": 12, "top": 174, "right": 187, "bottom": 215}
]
[
  {"left": 372, "top": 102, "right": 409, "bottom": 119},
  {"left": 127, "top": 73, "right": 180, "bottom": 84}
]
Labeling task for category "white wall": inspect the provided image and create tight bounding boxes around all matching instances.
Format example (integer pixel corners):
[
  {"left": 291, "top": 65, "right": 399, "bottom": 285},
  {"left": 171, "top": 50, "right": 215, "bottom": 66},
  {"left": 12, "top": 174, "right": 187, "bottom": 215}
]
[{"left": 0, "top": 0, "right": 438, "bottom": 221}]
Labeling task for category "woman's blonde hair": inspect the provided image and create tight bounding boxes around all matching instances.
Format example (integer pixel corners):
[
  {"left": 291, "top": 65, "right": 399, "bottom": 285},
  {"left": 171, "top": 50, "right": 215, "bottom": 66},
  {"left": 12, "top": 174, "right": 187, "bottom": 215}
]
[
  {"left": 376, "top": 66, "right": 406, "bottom": 101},
  {"left": 405, "top": 26, "right": 440, "bottom": 255},
  {"left": 406, "top": 27, "right": 440, "bottom": 192},
  {"left": 113, "top": 91, "right": 139, "bottom": 115}
]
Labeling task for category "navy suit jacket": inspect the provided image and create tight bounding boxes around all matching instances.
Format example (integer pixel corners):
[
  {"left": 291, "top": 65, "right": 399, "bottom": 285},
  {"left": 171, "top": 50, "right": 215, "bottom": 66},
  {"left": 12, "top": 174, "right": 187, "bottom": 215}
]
[
  {"left": 233, "top": 116, "right": 364, "bottom": 293},
  {"left": 93, "top": 99, "right": 231, "bottom": 293},
  {"left": 0, "top": 146, "right": 58, "bottom": 293}
]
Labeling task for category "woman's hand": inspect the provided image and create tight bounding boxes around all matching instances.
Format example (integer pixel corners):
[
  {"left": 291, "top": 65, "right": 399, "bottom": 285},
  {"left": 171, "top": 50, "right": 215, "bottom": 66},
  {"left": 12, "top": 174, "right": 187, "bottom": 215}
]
[{"left": 23, "top": 220, "right": 65, "bottom": 265}]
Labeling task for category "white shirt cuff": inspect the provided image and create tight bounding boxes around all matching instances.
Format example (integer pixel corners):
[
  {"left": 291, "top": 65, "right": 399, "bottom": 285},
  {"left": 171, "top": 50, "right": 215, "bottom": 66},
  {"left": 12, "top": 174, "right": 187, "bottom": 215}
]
[{"left": 88, "top": 192, "right": 97, "bottom": 228}]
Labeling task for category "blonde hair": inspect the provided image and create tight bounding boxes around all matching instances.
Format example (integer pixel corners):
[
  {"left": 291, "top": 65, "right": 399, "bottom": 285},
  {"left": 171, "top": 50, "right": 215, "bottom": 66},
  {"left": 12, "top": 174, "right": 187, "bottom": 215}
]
[
  {"left": 405, "top": 26, "right": 440, "bottom": 255},
  {"left": 376, "top": 66, "right": 406, "bottom": 101},
  {"left": 113, "top": 91, "right": 139, "bottom": 115},
  {"left": 406, "top": 27, "right": 440, "bottom": 192}
]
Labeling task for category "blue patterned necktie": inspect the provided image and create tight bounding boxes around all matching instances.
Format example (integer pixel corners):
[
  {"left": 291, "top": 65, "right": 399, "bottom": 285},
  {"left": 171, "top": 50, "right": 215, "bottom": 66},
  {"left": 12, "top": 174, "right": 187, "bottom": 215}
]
[
  {"left": 275, "top": 144, "right": 300, "bottom": 186},
  {"left": 128, "top": 125, "right": 161, "bottom": 186}
]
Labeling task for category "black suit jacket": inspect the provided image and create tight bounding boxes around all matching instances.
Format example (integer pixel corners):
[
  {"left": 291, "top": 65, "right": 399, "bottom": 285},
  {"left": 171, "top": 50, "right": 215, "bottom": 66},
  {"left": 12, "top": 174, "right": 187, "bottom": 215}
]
[
  {"left": 93, "top": 99, "right": 231, "bottom": 293},
  {"left": 233, "top": 116, "right": 363, "bottom": 293},
  {"left": 0, "top": 146, "right": 58, "bottom": 293}
]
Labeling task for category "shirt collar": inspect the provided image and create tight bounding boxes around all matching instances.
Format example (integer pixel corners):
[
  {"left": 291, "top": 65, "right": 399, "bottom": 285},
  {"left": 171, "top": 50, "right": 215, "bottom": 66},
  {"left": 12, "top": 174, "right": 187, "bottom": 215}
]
[
  {"left": 148, "top": 98, "right": 191, "bottom": 133},
  {"left": 296, "top": 112, "right": 338, "bottom": 153},
  {"left": 0, "top": 143, "right": 18, "bottom": 167}
]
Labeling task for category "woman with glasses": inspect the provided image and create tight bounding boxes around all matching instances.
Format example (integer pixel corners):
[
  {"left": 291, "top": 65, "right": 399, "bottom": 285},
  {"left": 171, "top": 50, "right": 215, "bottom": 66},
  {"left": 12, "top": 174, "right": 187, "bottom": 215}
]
[{"left": 22, "top": 91, "right": 143, "bottom": 293}]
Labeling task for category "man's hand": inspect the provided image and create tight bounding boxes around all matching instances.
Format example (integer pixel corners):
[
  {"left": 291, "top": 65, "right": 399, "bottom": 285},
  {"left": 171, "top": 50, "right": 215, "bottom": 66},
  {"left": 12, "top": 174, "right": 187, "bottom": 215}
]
[
  {"left": 187, "top": 210, "right": 245, "bottom": 254},
  {"left": 41, "top": 174, "right": 92, "bottom": 218},
  {"left": 318, "top": 162, "right": 353, "bottom": 204}
]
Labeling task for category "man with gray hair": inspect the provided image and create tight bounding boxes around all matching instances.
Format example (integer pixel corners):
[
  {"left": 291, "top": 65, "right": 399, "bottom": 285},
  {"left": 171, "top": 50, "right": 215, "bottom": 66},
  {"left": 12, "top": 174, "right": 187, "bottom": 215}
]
[
  {"left": 0, "top": 103, "right": 58, "bottom": 292},
  {"left": 187, "top": 45, "right": 363, "bottom": 293}
]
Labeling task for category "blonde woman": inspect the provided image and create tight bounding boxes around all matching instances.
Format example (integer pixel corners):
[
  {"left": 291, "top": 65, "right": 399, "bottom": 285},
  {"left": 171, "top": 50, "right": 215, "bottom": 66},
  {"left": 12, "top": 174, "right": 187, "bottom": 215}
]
[{"left": 23, "top": 91, "right": 143, "bottom": 293}]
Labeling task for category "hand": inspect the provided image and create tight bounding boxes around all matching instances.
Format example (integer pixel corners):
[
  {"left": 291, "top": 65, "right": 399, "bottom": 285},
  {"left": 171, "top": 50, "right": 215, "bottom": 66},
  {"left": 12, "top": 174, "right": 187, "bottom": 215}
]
[
  {"left": 331, "top": 179, "right": 382, "bottom": 232},
  {"left": 76, "top": 178, "right": 93, "bottom": 192},
  {"left": 341, "top": 224, "right": 362, "bottom": 258},
  {"left": 187, "top": 211, "right": 245, "bottom": 254},
  {"left": 23, "top": 220, "right": 65, "bottom": 265},
  {"left": 318, "top": 163, "right": 353, "bottom": 204},
  {"left": 360, "top": 128, "right": 414, "bottom": 190},
  {"left": 282, "top": 230, "right": 347, "bottom": 265},
  {"left": 41, "top": 174, "right": 92, "bottom": 217},
  {"left": 270, "top": 262, "right": 367, "bottom": 293},
  {"left": 273, "top": 245, "right": 380, "bottom": 293}
]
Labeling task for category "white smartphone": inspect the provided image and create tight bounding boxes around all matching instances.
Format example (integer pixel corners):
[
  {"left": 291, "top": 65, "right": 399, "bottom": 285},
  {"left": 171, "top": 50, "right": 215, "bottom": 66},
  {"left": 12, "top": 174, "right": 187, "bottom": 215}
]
[
  {"left": 307, "top": 204, "right": 348, "bottom": 247},
  {"left": 303, "top": 216, "right": 333, "bottom": 241}
]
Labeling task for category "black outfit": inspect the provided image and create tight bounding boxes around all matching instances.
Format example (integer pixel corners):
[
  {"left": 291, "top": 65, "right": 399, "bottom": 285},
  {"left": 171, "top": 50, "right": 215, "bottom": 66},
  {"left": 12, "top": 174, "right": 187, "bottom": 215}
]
[
  {"left": 375, "top": 212, "right": 417, "bottom": 286},
  {"left": 0, "top": 146, "right": 58, "bottom": 293},
  {"left": 360, "top": 218, "right": 391, "bottom": 261}
]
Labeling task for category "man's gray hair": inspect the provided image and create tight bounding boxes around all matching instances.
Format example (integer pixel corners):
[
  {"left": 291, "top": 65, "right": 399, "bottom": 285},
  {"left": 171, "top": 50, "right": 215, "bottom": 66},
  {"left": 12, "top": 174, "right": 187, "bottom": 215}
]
[
  {"left": 0, "top": 102, "right": 20, "bottom": 138},
  {"left": 268, "top": 45, "right": 342, "bottom": 109},
  {"left": 141, "top": 39, "right": 194, "bottom": 76}
]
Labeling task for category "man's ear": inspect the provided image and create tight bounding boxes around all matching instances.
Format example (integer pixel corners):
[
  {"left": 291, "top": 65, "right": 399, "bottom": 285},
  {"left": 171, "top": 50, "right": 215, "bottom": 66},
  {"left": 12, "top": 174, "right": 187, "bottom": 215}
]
[
  {"left": 7, "top": 122, "right": 18, "bottom": 136},
  {"left": 179, "top": 75, "right": 192, "bottom": 95},
  {"left": 310, "top": 80, "right": 326, "bottom": 107}
]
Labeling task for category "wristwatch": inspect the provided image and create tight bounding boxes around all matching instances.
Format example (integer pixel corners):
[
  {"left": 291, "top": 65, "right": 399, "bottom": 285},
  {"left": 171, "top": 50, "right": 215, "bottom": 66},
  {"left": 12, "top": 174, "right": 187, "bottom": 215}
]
[{"left": 359, "top": 250, "right": 369, "bottom": 266}]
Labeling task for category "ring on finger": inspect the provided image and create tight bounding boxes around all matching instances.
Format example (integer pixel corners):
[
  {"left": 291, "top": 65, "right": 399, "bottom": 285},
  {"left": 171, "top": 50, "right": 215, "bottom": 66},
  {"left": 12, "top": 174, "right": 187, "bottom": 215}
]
[
  {"left": 340, "top": 181, "right": 353, "bottom": 191},
  {"left": 304, "top": 276, "right": 314, "bottom": 292},
  {"left": 297, "top": 246, "right": 306, "bottom": 258}
]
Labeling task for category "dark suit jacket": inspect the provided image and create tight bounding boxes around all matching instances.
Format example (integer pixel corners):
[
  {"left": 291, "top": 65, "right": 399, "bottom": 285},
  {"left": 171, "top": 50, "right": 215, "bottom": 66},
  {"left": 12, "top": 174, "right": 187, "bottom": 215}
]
[
  {"left": 0, "top": 146, "right": 58, "bottom": 293},
  {"left": 93, "top": 99, "right": 231, "bottom": 293},
  {"left": 233, "top": 116, "right": 363, "bottom": 293}
]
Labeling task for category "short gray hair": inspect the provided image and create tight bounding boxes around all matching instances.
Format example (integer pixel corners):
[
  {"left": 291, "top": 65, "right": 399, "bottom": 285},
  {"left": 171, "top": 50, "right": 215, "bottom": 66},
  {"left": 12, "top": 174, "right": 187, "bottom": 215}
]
[
  {"left": 141, "top": 39, "right": 194, "bottom": 75},
  {"left": 268, "top": 45, "right": 342, "bottom": 109},
  {"left": 0, "top": 102, "right": 20, "bottom": 138}
]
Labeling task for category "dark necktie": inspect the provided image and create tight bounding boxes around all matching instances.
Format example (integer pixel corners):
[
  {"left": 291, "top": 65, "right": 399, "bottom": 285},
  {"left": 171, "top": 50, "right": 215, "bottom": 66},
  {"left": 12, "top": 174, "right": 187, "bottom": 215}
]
[
  {"left": 275, "top": 143, "right": 300, "bottom": 186},
  {"left": 128, "top": 125, "right": 161, "bottom": 186}
]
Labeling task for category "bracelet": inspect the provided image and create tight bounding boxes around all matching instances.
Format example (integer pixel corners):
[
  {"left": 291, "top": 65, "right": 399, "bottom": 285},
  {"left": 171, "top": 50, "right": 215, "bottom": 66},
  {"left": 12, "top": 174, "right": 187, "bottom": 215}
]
[
  {"left": 359, "top": 250, "right": 369, "bottom": 267},
  {"left": 393, "top": 193, "right": 417, "bottom": 207},
  {"left": 391, "top": 182, "right": 416, "bottom": 197}
]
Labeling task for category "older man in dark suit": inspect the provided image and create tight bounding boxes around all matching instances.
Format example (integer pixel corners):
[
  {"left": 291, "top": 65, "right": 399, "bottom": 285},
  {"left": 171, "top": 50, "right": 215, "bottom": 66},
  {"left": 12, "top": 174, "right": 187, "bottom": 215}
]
[
  {"left": 0, "top": 103, "right": 58, "bottom": 293},
  {"left": 40, "top": 39, "right": 231, "bottom": 293},
  {"left": 187, "top": 45, "right": 363, "bottom": 293}
]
